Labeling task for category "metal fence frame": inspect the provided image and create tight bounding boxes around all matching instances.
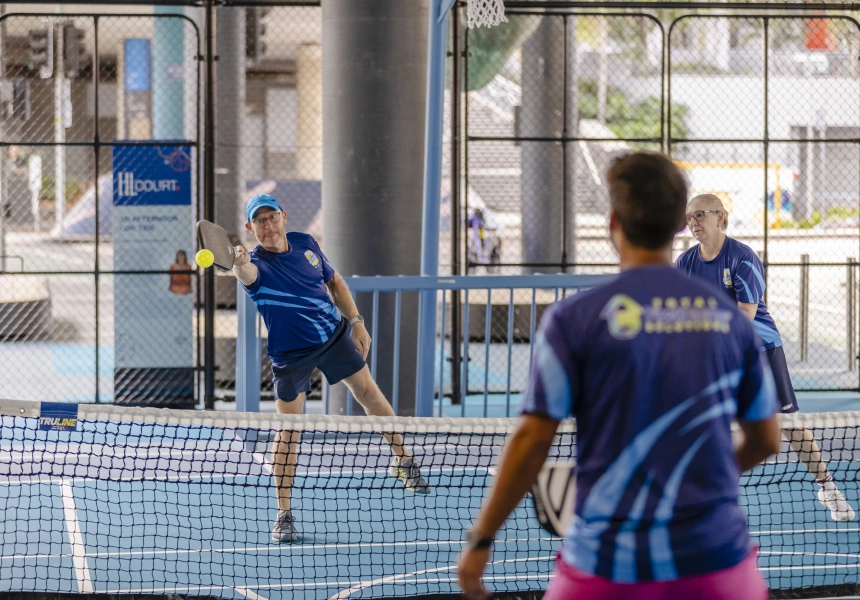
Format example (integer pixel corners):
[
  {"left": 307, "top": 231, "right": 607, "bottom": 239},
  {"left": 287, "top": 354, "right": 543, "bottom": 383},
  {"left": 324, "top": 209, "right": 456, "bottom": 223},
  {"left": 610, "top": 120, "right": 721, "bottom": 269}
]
[
  {"left": 463, "top": 9, "right": 666, "bottom": 272},
  {"left": 235, "top": 273, "right": 610, "bottom": 417},
  {"left": 455, "top": 3, "right": 860, "bottom": 391},
  {"left": 666, "top": 13, "right": 860, "bottom": 390},
  {"left": 0, "top": 11, "right": 203, "bottom": 403}
]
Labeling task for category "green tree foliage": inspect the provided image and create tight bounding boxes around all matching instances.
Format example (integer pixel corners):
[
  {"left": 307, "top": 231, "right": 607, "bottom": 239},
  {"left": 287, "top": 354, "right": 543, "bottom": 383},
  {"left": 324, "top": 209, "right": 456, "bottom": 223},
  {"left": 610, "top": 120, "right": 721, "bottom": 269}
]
[
  {"left": 578, "top": 80, "right": 691, "bottom": 141},
  {"left": 466, "top": 16, "right": 541, "bottom": 91}
]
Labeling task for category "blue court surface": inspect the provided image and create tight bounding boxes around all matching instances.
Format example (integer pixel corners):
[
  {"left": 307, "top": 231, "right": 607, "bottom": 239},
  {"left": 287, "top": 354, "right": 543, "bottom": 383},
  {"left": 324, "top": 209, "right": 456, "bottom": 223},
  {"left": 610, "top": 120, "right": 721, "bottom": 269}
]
[
  {"left": 0, "top": 414, "right": 858, "bottom": 599},
  {"left": 0, "top": 417, "right": 557, "bottom": 599}
]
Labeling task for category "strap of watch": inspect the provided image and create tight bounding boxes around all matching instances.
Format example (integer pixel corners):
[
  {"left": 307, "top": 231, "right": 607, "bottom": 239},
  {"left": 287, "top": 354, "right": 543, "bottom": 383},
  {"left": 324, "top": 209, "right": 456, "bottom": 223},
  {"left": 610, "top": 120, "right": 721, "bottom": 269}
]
[
  {"left": 465, "top": 529, "right": 494, "bottom": 551},
  {"left": 349, "top": 315, "right": 364, "bottom": 326}
]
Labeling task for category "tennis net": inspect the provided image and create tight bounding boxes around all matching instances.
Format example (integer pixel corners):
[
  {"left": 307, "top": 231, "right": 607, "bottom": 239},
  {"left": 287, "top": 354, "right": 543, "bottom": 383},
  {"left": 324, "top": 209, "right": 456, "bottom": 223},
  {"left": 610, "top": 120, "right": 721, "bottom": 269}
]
[{"left": 0, "top": 400, "right": 857, "bottom": 600}]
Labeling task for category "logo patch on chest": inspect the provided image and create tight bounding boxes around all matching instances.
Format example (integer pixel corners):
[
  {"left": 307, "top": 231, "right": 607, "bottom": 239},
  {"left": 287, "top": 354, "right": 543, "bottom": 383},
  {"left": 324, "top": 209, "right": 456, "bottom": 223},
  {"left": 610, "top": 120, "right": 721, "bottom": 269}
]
[
  {"left": 304, "top": 250, "right": 320, "bottom": 268},
  {"left": 723, "top": 268, "right": 733, "bottom": 287}
]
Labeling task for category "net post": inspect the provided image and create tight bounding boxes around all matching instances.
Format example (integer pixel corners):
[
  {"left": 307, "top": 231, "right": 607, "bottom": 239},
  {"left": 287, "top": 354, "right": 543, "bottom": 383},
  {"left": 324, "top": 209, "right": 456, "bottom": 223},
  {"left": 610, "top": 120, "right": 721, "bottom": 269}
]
[
  {"left": 483, "top": 289, "right": 492, "bottom": 417},
  {"left": 505, "top": 288, "right": 515, "bottom": 417},
  {"left": 848, "top": 257, "right": 857, "bottom": 372},
  {"left": 438, "top": 289, "right": 448, "bottom": 417},
  {"left": 393, "top": 290, "right": 403, "bottom": 415},
  {"left": 799, "top": 254, "right": 809, "bottom": 362},
  {"left": 236, "top": 279, "right": 261, "bottom": 412}
]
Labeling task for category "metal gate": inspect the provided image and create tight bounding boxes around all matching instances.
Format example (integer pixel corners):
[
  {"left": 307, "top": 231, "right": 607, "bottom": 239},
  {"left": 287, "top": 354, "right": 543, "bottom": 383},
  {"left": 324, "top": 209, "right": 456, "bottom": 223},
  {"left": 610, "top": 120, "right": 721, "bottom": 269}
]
[{"left": 0, "top": 12, "right": 201, "bottom": 405}]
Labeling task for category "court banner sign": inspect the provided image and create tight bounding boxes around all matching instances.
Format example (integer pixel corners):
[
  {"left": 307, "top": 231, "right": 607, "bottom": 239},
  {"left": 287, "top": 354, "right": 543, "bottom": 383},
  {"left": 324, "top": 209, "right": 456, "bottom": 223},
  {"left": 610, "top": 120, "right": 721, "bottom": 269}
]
[{"left": 113, "top": 145, "right": 195, "bottom": 408}]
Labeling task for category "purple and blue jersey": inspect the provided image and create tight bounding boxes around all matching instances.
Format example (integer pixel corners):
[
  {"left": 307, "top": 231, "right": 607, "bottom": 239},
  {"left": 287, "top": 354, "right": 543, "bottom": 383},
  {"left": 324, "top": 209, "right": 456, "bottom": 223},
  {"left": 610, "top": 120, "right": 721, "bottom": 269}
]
[
  {"left": 676, "top": 237, "right": 782, "bottom": 350},
  {"left": 241, "top": 232, "right": 341, "bottom": 365},
  {"left": 521, "top": 265, "right": 778, "bottom": 583}
]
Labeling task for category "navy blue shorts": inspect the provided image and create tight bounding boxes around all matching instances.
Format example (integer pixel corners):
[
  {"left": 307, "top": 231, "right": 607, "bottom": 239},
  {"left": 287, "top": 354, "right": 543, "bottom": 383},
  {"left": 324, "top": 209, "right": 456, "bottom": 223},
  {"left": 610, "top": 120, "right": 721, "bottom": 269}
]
[
  {"left": 271, "top": 319, "right": 366, "bottom": 402},
  {"left": 764, "top": 345, "right": 799, "bottom": 414}
]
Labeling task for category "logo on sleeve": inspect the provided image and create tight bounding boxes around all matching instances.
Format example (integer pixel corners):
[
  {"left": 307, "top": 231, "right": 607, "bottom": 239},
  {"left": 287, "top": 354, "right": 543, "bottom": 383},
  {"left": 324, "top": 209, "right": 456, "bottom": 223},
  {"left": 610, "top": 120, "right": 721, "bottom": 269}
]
[
  {"left": 304, "top": 250, "right": 320, "bottom": 268},
  {"left": 723, "top": 268, "right": 733, "bottom": 287}
]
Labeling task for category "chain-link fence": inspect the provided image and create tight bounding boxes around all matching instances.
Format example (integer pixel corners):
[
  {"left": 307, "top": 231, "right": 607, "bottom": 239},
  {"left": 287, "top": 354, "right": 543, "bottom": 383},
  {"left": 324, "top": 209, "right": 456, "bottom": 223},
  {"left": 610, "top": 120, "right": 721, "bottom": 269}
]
[
  {"left": 209, "top": 3, "right": 323, "bottom": 402},
  {"left": 453, "top": 5, "right": 860, "bottom": 395},
  {"left": 668, "top": 15, "right": 860, "bottom": 390},
  {"left": 0, "top": 10, "right": 201, "bottom": 406},
  {"left": 1, "top": 1, "right": 858, "bottom": 409}
]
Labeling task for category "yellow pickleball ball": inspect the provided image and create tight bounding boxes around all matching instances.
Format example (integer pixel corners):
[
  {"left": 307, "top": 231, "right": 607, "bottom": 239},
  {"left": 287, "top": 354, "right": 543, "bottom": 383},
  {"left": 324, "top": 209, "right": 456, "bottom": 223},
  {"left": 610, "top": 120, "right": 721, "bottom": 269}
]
[{"left": 196, "top": 249, "right": 215, "bottom": 268}]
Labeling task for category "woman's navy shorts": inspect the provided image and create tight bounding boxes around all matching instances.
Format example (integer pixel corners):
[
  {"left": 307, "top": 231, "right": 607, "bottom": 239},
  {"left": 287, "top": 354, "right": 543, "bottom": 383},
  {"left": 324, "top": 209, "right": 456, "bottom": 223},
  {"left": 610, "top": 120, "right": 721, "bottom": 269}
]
[{"left": 765, "top": 345, "right": 799, "bottom": 414}]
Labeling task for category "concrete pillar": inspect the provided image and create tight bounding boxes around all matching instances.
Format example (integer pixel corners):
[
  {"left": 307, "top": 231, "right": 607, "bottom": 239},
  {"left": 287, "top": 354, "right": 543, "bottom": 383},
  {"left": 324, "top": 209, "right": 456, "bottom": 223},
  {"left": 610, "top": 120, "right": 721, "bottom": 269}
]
[
  {"left": 153, "top": 6, "right": 185, "bottom": 140},
  {"left": 296, "top": 43, "right": 322, "bottom": 181},
  {"left": 322, "top": 0, "right": 428, "bottom": 416},
  {"left": 214, "top": 6, "right": 244, "bottom": 237},
  {"left": 521, "top": 18, "right": 564, "bottom": 273}
]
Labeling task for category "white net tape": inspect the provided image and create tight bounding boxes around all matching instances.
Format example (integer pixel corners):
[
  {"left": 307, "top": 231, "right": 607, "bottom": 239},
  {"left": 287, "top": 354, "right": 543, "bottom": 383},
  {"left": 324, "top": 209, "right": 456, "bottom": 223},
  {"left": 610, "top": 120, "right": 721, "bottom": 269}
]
[{"left": 467, "top": 0, "right": 508, "bottom": 29}]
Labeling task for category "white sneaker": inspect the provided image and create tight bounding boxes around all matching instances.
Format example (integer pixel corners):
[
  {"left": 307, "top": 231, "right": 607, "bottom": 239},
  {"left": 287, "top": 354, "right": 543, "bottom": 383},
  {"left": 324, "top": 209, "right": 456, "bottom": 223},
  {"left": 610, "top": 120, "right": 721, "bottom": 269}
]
[{"left": 818, "top": 488, "right": 856, "bottom": 522}]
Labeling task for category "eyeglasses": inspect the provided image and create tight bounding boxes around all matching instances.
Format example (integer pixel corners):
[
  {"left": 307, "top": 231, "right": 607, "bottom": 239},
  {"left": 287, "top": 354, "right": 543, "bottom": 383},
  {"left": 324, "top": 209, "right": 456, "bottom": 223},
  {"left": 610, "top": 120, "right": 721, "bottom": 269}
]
[
  {"left": 251, "top": 212, "right": 282, "bottom": 227},
  {"left": 686, "top": 210, "right": 721, "bottom": 224}
]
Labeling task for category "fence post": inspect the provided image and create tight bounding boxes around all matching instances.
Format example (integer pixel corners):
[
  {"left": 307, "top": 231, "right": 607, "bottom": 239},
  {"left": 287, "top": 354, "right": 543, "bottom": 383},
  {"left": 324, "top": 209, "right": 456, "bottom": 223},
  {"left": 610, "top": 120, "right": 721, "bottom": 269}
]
[
  {"left": 416, "top": 0, "right": 452, "bottom": 418},
  {"left": 236, "top": 280, "right": 261, "bottom": 412},
  {"left": 848, "top": 257, "right": 857, "bottom": 372},
  {"left": 799, "top": 254, "right": 809, "bottom": 362}
]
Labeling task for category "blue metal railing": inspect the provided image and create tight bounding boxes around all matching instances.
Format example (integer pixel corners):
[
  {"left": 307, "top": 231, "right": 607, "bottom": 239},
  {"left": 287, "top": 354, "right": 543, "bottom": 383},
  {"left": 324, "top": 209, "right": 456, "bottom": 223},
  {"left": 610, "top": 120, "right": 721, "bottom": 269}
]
[{"left": 235, "top": 273, "right": 612, "bottom": 417}]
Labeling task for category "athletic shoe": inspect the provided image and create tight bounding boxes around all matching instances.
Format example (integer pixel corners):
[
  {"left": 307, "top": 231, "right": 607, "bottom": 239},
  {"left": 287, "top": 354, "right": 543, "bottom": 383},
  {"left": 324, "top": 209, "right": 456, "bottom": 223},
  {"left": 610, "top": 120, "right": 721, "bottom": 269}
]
[
  {"left": 818, "top": 488, "right": 856, "bottom": 522},
  {"left": 272, "top": 509, "right": 298, "bottom": 543},
  {"left": 389, "top": 457, "right": 431, "bottom": 494}
]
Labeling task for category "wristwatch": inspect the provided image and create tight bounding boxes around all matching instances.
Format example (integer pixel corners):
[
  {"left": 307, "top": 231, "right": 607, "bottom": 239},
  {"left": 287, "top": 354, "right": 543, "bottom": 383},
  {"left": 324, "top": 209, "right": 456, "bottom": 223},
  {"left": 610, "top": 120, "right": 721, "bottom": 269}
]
[
  {"left": 465, "top": 529, "right": 494, "bottom": 551},
  {"left": 349, "top": 315, "right": 364, "bottom": 326}
]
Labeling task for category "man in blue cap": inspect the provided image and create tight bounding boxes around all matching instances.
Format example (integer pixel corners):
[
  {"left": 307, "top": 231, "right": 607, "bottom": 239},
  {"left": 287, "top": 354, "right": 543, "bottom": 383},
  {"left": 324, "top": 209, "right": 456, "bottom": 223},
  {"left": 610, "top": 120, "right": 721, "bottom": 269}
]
[{"left": 232, "top": 194, "right": 430, "bottom": 543}]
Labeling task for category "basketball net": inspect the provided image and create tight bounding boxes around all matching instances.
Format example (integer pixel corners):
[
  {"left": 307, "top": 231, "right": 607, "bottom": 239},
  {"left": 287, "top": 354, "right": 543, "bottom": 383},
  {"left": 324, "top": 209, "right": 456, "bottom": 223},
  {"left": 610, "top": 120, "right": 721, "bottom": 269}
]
[{"left": 467, "top": 0, "right": 508, "bottom": 29}]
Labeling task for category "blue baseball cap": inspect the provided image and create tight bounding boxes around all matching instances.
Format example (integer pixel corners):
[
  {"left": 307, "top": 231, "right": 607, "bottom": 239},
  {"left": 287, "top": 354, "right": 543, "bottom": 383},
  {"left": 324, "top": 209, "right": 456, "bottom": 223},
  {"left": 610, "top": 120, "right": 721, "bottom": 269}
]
[{"left": 246, "top": 194, "right": 283, "bottom": 222}]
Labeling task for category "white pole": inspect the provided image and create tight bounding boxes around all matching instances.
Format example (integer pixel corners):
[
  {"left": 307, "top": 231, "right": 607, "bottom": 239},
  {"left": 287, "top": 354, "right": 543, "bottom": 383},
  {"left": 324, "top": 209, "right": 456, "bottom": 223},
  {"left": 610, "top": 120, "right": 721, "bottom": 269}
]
[{"left": 54, "top": 15, "right": 65, "bottom": 233}]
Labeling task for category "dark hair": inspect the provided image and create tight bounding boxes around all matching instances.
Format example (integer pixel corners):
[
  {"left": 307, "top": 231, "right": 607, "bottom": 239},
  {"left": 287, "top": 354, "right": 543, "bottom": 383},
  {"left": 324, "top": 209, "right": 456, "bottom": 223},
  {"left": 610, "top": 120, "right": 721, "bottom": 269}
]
[{"left": 607, "top": 152, "right": 688, "bottom": 250}]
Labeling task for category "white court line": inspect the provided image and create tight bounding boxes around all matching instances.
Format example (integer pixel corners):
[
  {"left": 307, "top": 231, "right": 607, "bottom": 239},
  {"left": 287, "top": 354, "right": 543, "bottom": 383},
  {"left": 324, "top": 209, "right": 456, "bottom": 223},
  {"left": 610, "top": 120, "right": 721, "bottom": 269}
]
[
  {"left": 0, "top": 471, "right": 251, "bottom": 487},
  {"left": 761, "top": 550, "right": 860, "bottom": 559},
  {"left": 761, "top": 563, "right": 860, "bottom": 571},
  {"left": 0, "top": 447, "right": 235, "bottom": 460},
  {"left": 245, "top": 450, "right": 493, "bottom": 479},
  {"left": 328, "top": 555, "right": 554, "bottom": 600},
  {"left": 250, "top": 451, "right": 272, "bottom": 475},
  {"left": 234, "top": 587, "right": 268, "bottom": 600},
  {"left": 347, "top": 573, "right": 552, "bottom": 586},
  {"left": 0, "top": 551, "right": 74, "bottom": 560},
  {"left": 238, "top": 443, "right": 478, "bottom": 456},
  {"left": 100, "top": 575, "right": 548, "bottom": 595},
  {"left": 59, "top": 479, "right": 94, "bottom": 593},
  {"left": 2, "top": 461, "right": 489, "bottom": 486},
  {"left": 2, "top": 537, "right": 558, "bottom": 562},
  {"left": 751, "top": 527, "right": 860, "bottom": 536}
]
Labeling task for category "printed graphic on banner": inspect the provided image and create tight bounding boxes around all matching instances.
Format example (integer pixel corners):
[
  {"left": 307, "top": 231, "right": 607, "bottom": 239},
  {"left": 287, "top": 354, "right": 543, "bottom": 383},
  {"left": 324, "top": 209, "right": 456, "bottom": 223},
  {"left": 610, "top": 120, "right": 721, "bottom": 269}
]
[
  {"left": 113, "top": 145, "right": 194, "bottom": 407},
  {"left": 39, "top": 402, "right": 79, "bottom": 431}
]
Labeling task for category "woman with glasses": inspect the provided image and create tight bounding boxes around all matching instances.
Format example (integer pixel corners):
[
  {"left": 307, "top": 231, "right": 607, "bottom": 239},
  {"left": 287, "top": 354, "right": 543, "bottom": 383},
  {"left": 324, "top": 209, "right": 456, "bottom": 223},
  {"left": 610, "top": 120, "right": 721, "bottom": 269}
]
[{"left": 677, "top": 193, "right": 855, "bottom": 522}]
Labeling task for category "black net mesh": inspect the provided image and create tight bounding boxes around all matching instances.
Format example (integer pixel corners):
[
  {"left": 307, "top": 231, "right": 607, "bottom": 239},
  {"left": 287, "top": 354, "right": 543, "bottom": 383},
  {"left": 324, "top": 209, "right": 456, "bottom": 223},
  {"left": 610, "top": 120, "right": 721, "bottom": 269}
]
[{"left": 0, "top": 401, "right": 858, "bottom": 599}]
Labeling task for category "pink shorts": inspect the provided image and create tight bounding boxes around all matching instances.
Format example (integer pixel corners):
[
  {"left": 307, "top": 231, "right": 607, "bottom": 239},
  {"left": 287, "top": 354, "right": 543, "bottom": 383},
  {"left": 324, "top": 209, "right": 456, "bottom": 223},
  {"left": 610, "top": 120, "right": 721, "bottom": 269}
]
[{"left": 543, "top": 552, "right": 767, "bottom": 600}]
